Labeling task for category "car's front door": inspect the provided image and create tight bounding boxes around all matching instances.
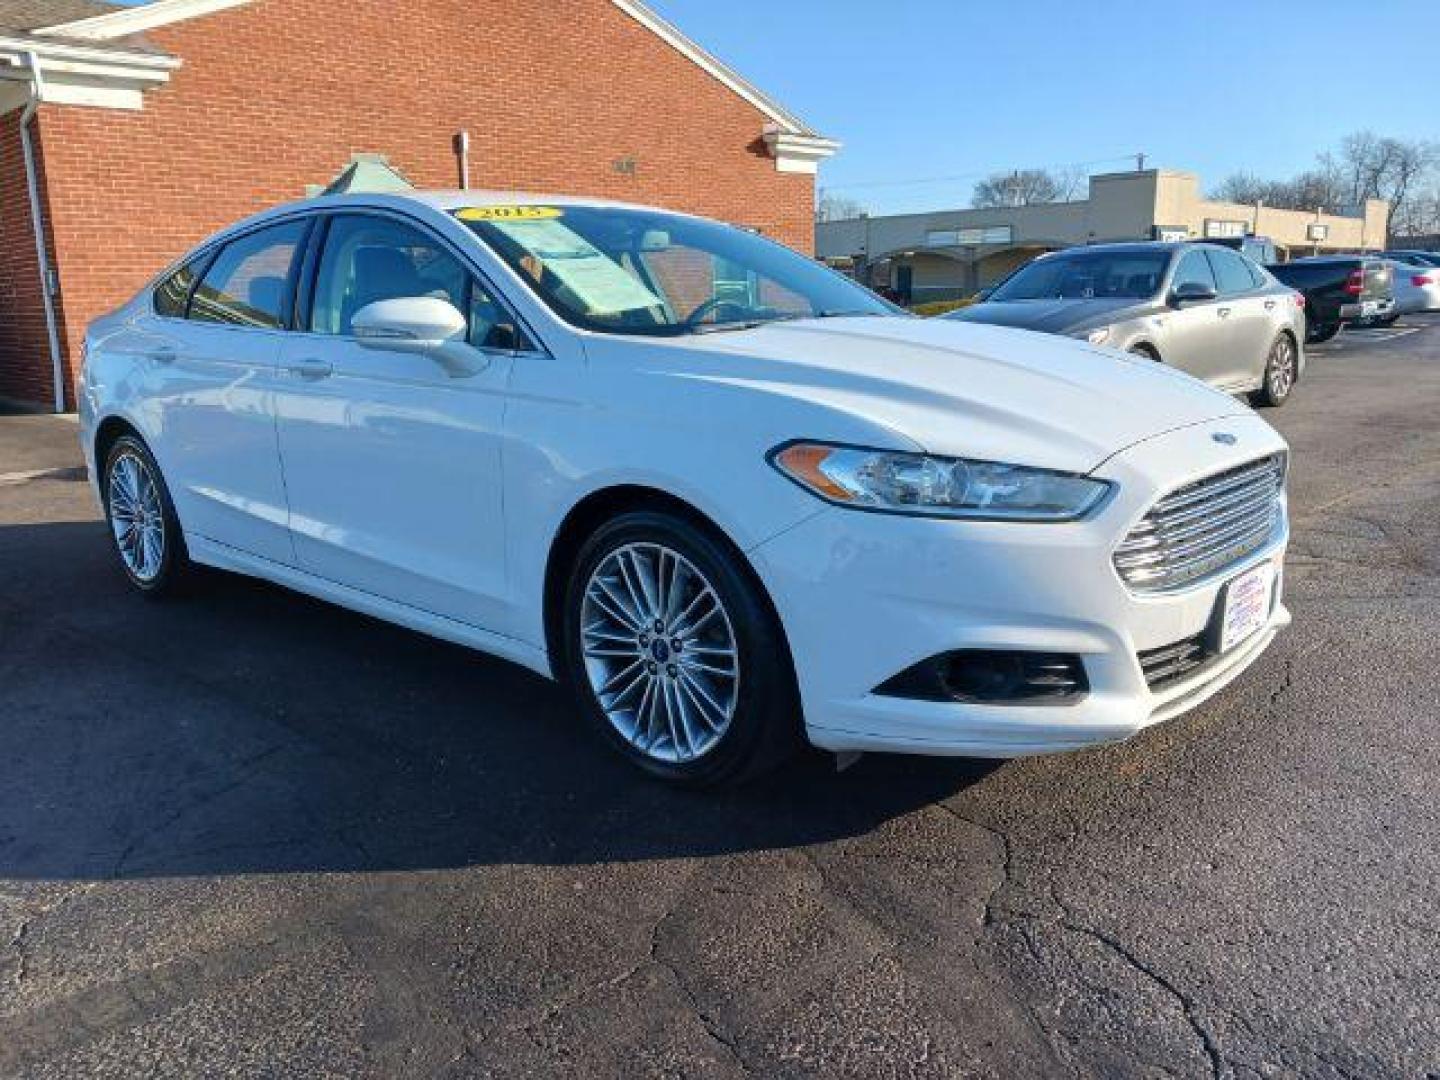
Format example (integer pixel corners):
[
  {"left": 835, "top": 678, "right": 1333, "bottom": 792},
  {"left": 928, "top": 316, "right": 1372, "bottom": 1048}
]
[
  {"left": 1159, "top": 248, "right": 1231, "bottom": 383},
  {"left": 145, "top": 218, "right": 310, "bottom": 565},
  {"left": 272, "top": 211, "right": 531, "bottom": 631},
  {"left": 1206, "top": 247, "right": 1275, "bottom": 388}
]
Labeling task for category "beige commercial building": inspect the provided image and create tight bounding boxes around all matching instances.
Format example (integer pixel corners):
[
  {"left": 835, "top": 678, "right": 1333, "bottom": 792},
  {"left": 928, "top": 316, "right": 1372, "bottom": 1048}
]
[{"left": 816, "top": 169, "right": 1390, "bottom": 303}]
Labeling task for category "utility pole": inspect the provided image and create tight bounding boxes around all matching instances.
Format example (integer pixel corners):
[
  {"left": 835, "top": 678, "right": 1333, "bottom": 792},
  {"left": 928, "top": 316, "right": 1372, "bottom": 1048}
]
[{"left": 1136, "top": 152, "right": 1146, "bottom": 172}]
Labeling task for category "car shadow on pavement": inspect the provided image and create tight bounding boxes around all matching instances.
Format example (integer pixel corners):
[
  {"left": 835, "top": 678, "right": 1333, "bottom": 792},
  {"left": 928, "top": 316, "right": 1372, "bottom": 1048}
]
[{"left": 0, "top": 520, "right": 1000, "bottom": 883}]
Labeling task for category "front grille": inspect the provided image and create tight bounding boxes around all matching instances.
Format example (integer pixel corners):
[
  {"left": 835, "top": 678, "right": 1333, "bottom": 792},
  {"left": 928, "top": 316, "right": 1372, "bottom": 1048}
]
[
  {"left": 1137, "top": 633, "right": 1211, "bottom": 690},
  {"left": 1114, "top": 453, "right": 1286, "bottom": 592}
]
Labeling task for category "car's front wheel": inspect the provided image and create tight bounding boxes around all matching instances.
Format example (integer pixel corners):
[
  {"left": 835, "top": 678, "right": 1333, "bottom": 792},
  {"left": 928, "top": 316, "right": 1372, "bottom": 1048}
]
[
  {"left": 1251, "top": 334, "right": 1298, "bottom": 408},
  {"left": 102, "top": 434, "right": 190, "bottom": 595},
  {"left": 560, "top": 509, "right": 800, "bottom": 786}
]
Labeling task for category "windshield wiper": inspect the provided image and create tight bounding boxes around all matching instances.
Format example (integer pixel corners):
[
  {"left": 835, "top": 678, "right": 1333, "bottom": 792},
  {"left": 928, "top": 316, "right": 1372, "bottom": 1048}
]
[{"left": 688, "top": 310, "right": 880, "bottom": 335}]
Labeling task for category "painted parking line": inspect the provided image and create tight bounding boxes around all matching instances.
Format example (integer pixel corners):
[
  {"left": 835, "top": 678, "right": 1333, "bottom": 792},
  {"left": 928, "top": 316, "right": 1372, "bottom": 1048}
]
[
  {"left": 1343, "top": 326, "right": 1422, "bottom": 342},
  {"left": 0, "top": 465, "right": 88, "bottom": 486}
]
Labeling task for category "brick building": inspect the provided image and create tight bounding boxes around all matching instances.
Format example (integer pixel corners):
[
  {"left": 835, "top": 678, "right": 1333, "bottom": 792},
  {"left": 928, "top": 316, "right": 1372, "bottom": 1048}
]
[{"left": 0, "top": 0, "right": 837, "bottom": 410}]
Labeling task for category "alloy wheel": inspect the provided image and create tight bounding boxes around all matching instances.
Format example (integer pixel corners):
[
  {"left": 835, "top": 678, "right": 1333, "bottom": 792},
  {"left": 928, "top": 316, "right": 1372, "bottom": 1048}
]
[
  {"left": 579, "top": 542, "right": 740, "bottom": 763},
  {"left": 108, "top": 450, "right": 166, "bottom": 582},
  {"left": 1268, "top": 337, "right": 1296, "bottom": 400}
]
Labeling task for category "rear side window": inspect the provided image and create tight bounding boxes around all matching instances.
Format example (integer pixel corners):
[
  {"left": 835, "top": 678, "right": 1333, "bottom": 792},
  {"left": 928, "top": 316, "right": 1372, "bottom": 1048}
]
[
  {"left": 190, "top": 220, "right": 308, "bottom": 329},
  {"left": 1205, "top": 248, "right": 1258, "bottom": 296},
  {"left": 1240, "top": 254, "right": 1268, "bottom": 288},
  {"left": 153, "top": 258, "right": 204, "bottom": 318},
  {"left": 1171, "top": 249, "right": 1217, "bottom": 293}
]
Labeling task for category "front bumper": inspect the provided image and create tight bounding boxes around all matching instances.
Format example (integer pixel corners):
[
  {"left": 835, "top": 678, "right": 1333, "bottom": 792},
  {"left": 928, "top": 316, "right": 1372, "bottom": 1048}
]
[{"left": 749, "top": 414, "right": 1290, "bottom": 757}]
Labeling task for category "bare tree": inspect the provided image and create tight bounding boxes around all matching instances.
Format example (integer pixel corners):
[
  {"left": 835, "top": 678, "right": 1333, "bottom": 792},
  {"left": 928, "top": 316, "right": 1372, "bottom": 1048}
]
[
  {"left": 1213, "top": 172, "right": 1270, "bottom": 205},
  {"left": 1055, "top": 165, "right": 1088, "bottom": 201},
  {"left": 815, "top": 189, "right": 867, "bottom": 222},
  {"left": 972, "top": 169, "right": 1064, "bottom": 208},
  {"left": 1325, "top": 131, "right": 1437, "bottom": 227},
  {"left": 1214, "top": 132, "right": 1438, "bottom": 232}
]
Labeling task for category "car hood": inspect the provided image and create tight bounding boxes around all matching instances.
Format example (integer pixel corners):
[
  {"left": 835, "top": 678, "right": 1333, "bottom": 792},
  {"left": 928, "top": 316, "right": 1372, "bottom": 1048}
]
[
  {"left": 949, "top": 298, "right": 1152, "bottom": 334},
  {"left": 629, "top": 316, "right": 1249, "bottom": 473}
]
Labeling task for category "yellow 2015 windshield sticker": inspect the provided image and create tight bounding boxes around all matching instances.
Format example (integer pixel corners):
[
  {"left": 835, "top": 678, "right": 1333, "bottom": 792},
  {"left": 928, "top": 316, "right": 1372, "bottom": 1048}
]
[{"left": 455, "top": 205, "right": 562, "bottom": 222}]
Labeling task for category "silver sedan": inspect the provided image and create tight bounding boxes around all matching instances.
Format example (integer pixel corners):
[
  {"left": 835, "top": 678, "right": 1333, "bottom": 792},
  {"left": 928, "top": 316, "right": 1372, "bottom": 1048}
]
[{"left": 948, "top": 242, "right": 1308, "bottom": 407}]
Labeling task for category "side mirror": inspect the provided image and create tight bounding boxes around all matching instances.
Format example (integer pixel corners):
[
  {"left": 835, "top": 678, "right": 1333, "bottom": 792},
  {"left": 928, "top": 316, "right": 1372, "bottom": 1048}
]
[
  {"left": 351, "top": 296, "right": 486, "bottom": 377},
  {"left": 973, "top": 288, "right": 993, "bottom": 303},
  {"left": 1169, "top": 281, "right": 1218, "bottom": 307}
]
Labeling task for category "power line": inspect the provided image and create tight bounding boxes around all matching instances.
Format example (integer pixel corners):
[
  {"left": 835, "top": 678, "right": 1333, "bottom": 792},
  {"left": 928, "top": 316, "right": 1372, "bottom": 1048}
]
[{"left": 821, "top": 154, "right": 1142, "bottom": 193}]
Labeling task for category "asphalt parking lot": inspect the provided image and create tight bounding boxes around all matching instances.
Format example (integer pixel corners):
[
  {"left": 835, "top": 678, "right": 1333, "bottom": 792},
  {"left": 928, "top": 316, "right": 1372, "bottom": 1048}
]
[{"left": 2, "top": 320, "right": 1438, "bottom": 1079}]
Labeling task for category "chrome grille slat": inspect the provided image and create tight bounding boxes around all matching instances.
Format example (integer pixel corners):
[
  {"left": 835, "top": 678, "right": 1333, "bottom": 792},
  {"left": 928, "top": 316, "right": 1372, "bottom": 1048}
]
[
  {"left": 1116, "top": 499, "right": 1279, "bottom": 560},
  {"left": 1115, "top": 453, "right": 1286, "bottom": 593},
  {"left": 1115, "top": 508, "right": 1277, "bottom": 570},
  {"left": 1148, "top": 458, "right": 1284, "bottom": 516},
  {"left": 1138, "top": 633, "right": 1210, "bottom": 689},
  {"left": 1127, "top": 471, "right": 1283, "bottom": 535}
]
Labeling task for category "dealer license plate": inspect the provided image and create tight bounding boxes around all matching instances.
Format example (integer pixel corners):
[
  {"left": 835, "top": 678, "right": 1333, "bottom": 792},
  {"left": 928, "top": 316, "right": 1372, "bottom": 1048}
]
[{"left": 1220, "top": 562, "right": 1276, "bottom": 653}]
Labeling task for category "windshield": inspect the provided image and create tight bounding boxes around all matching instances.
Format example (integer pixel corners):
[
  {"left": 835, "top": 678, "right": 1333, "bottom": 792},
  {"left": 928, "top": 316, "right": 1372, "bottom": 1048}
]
[
  {"left": 455, "top": 204, "right": 893, "bottom": 336},
  {"left": 988, "top": 250, "right": 1171, "bottom": 301}
]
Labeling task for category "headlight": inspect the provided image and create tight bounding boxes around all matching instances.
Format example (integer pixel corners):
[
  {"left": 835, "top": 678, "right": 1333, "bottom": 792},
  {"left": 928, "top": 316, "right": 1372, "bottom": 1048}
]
[
  {"left": 770, "top": 443, "right": 1111, "bottom": 521},
  {"left": 1085, "top": 327, "right": 1112, "bottom": 345}
]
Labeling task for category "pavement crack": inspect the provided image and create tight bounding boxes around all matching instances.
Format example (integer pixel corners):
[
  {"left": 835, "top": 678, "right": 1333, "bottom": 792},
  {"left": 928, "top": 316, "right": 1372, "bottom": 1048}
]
[
  {"left": 648, "top": 902, "right": 754, "bottom": 1076},
  {"left": 109, "top": 743, "right": 289, "bottom": 878},
  {"left": 932, "top": 802, "right": 1013, "bottom": 932},
  {"left": 6, "top": 885, "right": 98, "bottom": 991},
  {"left": 1054, "top": 910, "right": 1225, "bottom": 1080}
]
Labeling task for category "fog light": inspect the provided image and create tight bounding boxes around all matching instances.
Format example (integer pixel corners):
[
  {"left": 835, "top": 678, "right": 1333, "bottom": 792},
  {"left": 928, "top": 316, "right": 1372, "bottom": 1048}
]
[{"left": 874, "top": 650, "right": 1088, "bottom": 705}]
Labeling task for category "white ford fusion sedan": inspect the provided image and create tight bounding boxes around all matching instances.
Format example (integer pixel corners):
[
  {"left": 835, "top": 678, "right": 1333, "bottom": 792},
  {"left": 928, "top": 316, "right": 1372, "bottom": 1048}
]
[{"left": 79, "top": 192, "right": 1291, "bottom": 785}]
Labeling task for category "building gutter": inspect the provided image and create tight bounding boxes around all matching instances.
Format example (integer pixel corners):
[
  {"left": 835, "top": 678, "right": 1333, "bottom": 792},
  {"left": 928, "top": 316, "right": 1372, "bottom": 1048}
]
[{"left": 18, "top": 51, "right": 66, "bottom": 413}]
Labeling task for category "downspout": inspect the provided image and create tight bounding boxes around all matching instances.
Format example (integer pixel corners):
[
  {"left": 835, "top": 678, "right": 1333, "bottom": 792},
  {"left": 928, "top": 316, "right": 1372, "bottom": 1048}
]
[{"left": 19, "top": 51, "right": 66, "bottom": 413}]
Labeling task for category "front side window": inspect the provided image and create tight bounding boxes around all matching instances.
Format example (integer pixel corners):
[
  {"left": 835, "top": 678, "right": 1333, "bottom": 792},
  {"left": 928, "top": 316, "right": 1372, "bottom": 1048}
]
[
  {"left": 454, "top": 204, "right": 892, "bottom": 337},
  {"left": 189, "top": 220, "right": 308, "bottom": 329},
  {"left": 1205, "top": 248, "right": 1259, "bottom": 296},
  {"left": 987, "top": 251, "right": 1170, "bottom": 301},
  {"left": 310, "top": 215, "right": 528, "bottom": 350}
]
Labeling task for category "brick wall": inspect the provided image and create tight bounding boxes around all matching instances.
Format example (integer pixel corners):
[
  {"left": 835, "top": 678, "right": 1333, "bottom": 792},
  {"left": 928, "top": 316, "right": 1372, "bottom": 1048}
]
[
  {"left": 0, "top": 111, "right": 65, "bottom": 409},
  {"left": 16, "top": 0, "right": 817, "bottom": 408}
]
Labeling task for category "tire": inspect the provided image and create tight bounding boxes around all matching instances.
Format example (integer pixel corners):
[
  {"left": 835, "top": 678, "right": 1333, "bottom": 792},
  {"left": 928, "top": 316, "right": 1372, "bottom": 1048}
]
[
  {"left": 101, "top": 434, "right": 191, "bottom": 596},
  {"left": 1251, "top": 333, "right": 1298, "bottom": 408},
  {"left": 559, "top": 509, "right": 801, "bottom": 787},
  {"left": 1307, "top": 321, "right": 1341, "bottom": 344}
]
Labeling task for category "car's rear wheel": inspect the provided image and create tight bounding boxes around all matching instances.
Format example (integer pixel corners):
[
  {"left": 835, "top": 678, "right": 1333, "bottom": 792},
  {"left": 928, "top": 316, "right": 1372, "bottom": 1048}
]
[
  {"left": 1306, "top": 321, "right": 1340, "bottom": 344},
  {"left": 102, "top": 434, "right": 190, "bottom": 595},
  {"left": 560, "top": 510, "right": 800, "bottom": 787},
  {"left": 1251, "top": 333, "right": 1298, "bottom": 408}
]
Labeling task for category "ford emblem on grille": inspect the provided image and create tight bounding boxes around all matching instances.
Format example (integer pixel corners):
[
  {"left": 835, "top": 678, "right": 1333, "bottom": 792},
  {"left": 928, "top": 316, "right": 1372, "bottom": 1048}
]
[{"left": 1211, "top": 432, "right": 1238, "bottom": 445}]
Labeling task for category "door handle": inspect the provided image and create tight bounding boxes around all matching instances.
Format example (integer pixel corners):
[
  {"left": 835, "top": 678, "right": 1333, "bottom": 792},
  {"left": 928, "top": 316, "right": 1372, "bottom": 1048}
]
[
  {"left": 150, "top": 346, "right": 176, "bottom": 364},
  {"left": 1264, "top": 300, "right": 1276, "bottom": 310},
  {"left": 286, "top": 357, "right": 333, "bottom": 379},
  {"left": 1217, "top": 307, "right": 1232, "bottom": 319}
]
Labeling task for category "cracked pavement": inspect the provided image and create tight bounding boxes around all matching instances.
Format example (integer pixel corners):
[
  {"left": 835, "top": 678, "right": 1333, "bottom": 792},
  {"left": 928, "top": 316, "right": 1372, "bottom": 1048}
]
[{"left": 1, "top": 319, "right": 1438, "bottom": 1077}]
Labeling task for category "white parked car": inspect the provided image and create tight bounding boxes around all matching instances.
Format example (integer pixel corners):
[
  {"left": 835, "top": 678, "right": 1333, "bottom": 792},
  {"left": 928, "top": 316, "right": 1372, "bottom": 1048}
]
[
  {"left": 79, "top": 193, "right": 1291, "bottom": 785},
  {"left": 1384, "top": 259, "right": 1440, "bottom": 315}
]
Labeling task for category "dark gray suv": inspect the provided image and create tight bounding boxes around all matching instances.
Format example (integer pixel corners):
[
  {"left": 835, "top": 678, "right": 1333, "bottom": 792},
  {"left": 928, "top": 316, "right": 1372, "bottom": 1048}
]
[{"left": 947, "top": 242, "right": 1308, "bottom": 407}]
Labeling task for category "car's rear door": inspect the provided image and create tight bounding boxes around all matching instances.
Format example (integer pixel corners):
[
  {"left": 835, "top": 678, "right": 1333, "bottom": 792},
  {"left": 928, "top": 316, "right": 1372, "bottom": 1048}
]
[
  {"left": 272, "top": 210, "right": 531, "bottom": 632},
  {"left": 1205, "top": 247, "right": 1274, "bottom": 389},
  {"left": 143, "top": 218, "right": 310, "bottom": 564}
]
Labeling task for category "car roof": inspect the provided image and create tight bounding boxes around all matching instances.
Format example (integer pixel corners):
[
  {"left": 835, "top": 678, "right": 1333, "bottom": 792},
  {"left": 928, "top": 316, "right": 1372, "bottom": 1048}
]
[
  {"left": 1039, "top": 240, "right": 1252, "bottom": 258},
  {"left": 283, "top": 189, "right": 687, "bottom": 218}
]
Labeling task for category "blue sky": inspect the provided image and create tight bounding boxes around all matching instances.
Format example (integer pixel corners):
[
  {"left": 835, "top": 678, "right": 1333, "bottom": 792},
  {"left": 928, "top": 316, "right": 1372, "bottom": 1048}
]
[{"left": 648, "top": 0, "right": 1440, "bottom": 214}]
